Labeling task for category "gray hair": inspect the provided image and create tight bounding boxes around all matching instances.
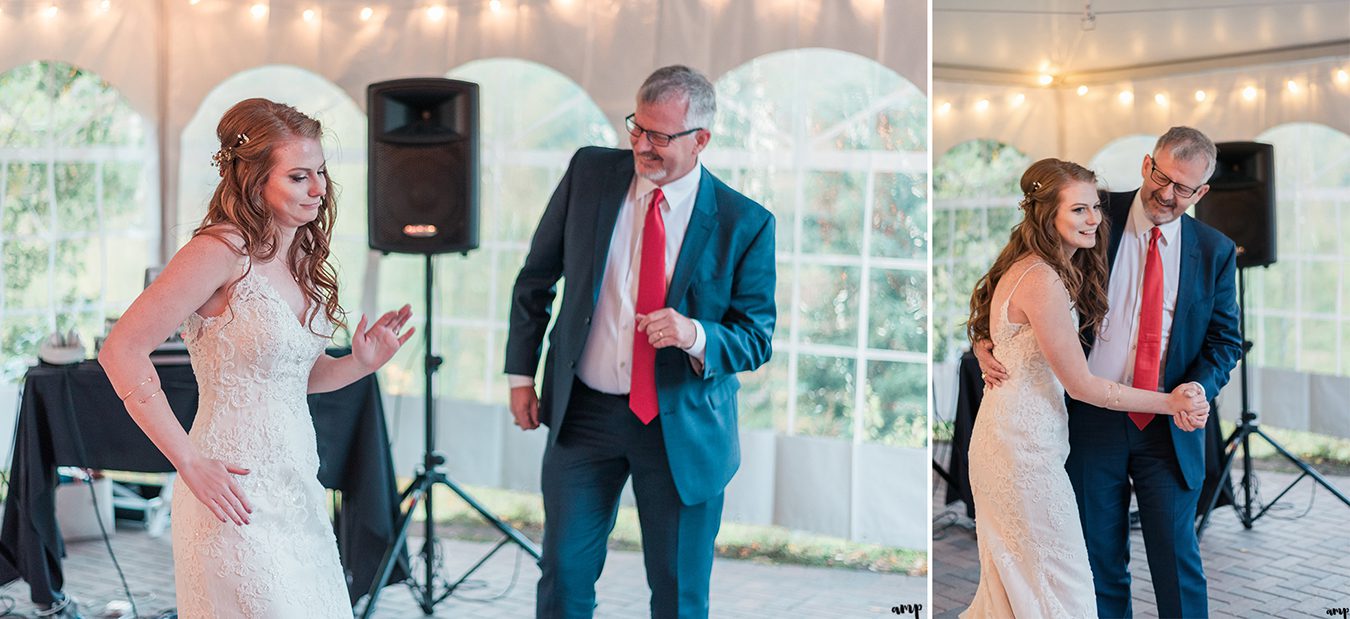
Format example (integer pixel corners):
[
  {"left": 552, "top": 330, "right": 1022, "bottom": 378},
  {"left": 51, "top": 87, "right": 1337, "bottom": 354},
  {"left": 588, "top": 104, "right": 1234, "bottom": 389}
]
[
  {"left": 1154, "top": 126, "right": 1217, "bottom": 181},
  {"left": 637, "top": 65, "right": 716, "bottom": 131}
]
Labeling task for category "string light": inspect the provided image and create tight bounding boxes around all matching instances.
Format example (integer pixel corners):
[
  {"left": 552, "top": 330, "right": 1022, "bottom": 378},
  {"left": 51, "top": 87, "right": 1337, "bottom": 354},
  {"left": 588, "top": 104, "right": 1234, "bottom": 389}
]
[
  {"left": 1242, "top": 86, "right": 1258, "bottom": 101},
  {"left": 1286, "top": 80, "right": 1299, "bottom": 94},
  {"left": 937, "top": 101, "right": 951, "bottom": 115},
  {"left": 1194, "top": 90, "right": 1207, "bottom": 102},
  {"left": 1076, "top": 85, "right": 1088, "bottom": 96},
  {"left": 189, "top": 0, "right": 201, "bottom": 5},
  {"left": 1154, "top": 93, "right": 1167, "bottom": 107},
  {"left": 249, "top": 2, "right": 267, "bottom": 19},
  {"left": 98, "top": 0, "right": 111, "bottom": 12},
  {"left": 44, "top": 2, "right": 59, "bottom": 18},
  {"left": 360, "top": 6, "right": 373, "bottom": 20},
  {"left": 974, "top": 99, "right": 989, "bottom": 112},
  {"left": 1037, "top": 74, "right": 1054, "bottom": 86},
  {"left": 302, "top": 7, "right": 315, "bottom": 22},
  {"left": 426, "top": 4, "right": 445, "bottom": 20},
  {"left": 489, "top": 0, "right": 503, "bottom": 12},
  {"left": 1118, "top": 90, "right": 1133, "bottom": 104},
  {"left": 1337, "top": 69, "right": 1349, "bottom": 85},
  {"left": 1010, "top": 93, "right": 1025, "bottom": 107}
]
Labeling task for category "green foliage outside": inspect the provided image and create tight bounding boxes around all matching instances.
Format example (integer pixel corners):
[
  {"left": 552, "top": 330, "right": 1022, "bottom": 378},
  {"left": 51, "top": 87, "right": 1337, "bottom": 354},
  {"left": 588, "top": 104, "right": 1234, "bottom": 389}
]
[{"left": 0, "top": 60, "right": 155, "bottom": 381}]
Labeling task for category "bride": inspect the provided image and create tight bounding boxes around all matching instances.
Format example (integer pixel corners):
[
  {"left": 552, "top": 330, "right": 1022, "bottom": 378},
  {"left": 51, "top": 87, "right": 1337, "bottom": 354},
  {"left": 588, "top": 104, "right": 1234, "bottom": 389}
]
[{"left": 960, "top": 158, "right": 1208, "bottom": 618}]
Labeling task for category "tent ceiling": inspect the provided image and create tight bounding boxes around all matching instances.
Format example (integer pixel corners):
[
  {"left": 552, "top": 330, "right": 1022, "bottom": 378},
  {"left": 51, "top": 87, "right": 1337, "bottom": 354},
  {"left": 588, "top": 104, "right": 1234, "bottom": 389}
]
[{"left": 934, "top": 0, "right": 1349, "bottom": 79}]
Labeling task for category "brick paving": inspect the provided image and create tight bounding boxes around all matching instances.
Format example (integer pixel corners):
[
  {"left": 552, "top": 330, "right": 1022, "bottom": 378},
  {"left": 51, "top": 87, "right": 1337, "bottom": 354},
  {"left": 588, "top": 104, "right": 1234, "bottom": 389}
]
[
  {"left": 932, "top": 460, "right": 1350, "bottom": 618},
  {"left": 0, "top": 525, "right": 924, "bottom": 618}
]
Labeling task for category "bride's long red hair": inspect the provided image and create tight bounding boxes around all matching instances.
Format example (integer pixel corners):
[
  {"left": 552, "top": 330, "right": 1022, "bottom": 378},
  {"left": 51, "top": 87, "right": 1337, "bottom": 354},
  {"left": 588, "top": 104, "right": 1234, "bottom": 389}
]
[
  {"left": 196, "top": 98, "right": 345, "bottom": 335},
  {"left": 967, "top": 158, "right": 1109, "bottom": 346}
]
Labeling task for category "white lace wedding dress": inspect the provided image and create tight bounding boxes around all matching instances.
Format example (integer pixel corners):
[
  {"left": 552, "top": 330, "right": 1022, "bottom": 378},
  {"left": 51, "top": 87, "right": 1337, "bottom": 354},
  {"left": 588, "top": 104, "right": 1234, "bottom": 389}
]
[
  {"left": 962, "top": 261, "right": 1097, "bottom": 618},
  {"left": 171, "top": 265, "right": 350, "bottom": 618}
]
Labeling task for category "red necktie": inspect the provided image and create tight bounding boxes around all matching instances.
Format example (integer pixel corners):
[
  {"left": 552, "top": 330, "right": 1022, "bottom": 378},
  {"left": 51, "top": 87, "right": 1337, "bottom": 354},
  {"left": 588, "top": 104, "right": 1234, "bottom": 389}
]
[
  {"left": 629, "top": 189, "right": 666, "bottom": 425},
  {"left": 1129, "top": 227, "right": 1164, "bottom": 430}
]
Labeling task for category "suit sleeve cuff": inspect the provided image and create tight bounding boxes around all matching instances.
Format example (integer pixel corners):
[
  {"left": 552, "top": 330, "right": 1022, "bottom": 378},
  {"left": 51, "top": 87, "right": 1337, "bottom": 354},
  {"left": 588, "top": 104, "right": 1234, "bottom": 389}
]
[{"left": 507, "top": 374, "right": 535, "bottom": 388}]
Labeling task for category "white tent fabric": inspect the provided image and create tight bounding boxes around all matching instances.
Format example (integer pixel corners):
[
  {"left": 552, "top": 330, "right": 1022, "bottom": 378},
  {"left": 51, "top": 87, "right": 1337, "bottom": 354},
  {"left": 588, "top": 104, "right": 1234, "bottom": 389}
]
[{"left": 1, "top": 0, "right": 925, "bottom": 253}]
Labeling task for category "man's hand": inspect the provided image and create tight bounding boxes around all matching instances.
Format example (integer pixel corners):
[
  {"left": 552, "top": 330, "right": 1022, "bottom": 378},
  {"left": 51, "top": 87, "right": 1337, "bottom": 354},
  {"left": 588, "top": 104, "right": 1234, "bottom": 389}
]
[
  {"left": 973, "top": 339, "right": 1009, "bottom": 388},
  {"left": 636, "top": 308, "right": 697, "bottom": 350},
  {"left": 509, "top": 385, "right": 540, "bottom": 430}
]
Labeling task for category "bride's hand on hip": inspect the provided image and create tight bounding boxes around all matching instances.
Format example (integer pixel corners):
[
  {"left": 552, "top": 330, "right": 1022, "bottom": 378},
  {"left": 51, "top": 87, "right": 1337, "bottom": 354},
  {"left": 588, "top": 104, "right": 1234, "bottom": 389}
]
[
  {"left": 353, "top": 304, "right": 415, "bottom": 372},
  {"left": 178, "top": 455, "right": 253, "bottom": 525}
]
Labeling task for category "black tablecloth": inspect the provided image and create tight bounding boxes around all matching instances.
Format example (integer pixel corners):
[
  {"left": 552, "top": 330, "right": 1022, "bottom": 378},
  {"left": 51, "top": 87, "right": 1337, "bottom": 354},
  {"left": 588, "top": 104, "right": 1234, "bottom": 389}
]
[
  {"left": 0, "top": 355, "right": 409, "bottom": 606},
  {"left": 944, "top": 350, "right": 1232, "bottom": 519}
]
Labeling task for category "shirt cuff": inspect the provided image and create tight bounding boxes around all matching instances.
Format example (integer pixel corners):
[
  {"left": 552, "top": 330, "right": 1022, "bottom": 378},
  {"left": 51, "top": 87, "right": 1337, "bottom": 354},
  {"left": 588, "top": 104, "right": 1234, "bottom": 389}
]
[
  {"left": 507, "top": 374, "right": 535, "bottom": 388},
  {"left": 683, "top": 321, "right": 707, "bottom": 375}
]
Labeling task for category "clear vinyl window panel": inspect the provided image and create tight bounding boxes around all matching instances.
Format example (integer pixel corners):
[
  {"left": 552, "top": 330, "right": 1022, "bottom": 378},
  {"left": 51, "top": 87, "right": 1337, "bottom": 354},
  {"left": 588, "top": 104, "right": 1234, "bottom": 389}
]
[{"left": 0, "top": 61, "right": 158, "bottom": 382}]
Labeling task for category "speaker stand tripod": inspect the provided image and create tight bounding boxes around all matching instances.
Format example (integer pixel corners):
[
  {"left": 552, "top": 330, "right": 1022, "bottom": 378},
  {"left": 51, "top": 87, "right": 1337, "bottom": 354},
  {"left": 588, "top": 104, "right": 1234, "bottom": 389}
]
[
  {"left": 1195, "top": 266, "right": 1349, "bottom": 540},
  {"left": 358, "top": 254, "right": 541, "bottom": 618}
]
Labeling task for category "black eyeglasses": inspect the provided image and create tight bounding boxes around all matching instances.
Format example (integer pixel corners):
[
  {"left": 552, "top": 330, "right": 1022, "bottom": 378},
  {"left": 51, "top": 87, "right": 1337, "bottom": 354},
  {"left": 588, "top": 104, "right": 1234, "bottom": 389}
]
[
  {"left": 1148, "top": 159, "right": 1201, "bottom": 199},
  {"left": 625, "top": 114, "right": 701, "bottom": 147}
]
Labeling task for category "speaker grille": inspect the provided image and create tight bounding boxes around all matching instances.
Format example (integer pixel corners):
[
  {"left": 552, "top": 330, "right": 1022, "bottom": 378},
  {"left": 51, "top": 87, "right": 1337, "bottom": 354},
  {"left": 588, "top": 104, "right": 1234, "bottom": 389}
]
[{"left": 367, "top": 78, "right": 479, "bottom": 254}]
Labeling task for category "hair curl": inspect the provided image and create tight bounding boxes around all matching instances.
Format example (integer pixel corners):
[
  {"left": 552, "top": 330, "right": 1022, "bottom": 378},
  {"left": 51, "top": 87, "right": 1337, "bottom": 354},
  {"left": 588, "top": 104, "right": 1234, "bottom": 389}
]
[
  {"left": 967, "top": 158, "right": 1109, "bottom": 347},
  {"left": 196, "top": 97, "right": 345, "bottom": 336}
]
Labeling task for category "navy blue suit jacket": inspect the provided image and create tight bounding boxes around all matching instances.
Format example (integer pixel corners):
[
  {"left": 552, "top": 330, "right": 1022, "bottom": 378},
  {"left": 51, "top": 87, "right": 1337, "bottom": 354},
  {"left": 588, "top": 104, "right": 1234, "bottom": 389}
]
[
  {"left": 1079, "top": 190, "right": 1243, "bottom": 489},
  {"left": 505, "top": 147, "right": 777, "bottom": 506}
]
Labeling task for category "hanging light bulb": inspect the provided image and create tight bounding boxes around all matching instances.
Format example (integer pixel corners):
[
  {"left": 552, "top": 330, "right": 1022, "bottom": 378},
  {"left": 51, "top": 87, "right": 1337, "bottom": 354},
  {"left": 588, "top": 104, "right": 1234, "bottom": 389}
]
[
  {"left": 1037, "top": 74, "right": 1054, "bottom": 86},
  {"left": 1154, "top": 93, "right": 1167, "bottom": 107},
  {"left": 489, "top": 0, "right": 503, "bottom": 12},
  {"left": 1118, "top": 90, "right": 1133, "bottom": 104},
  {"left": 1336, "top": 69, "right": 1349, "bottom": 85},
  {"left": 360, "top": 6, "right": 373, "bottom": 20},
  {"left": 250, "top": 2, "right": 267, "bottom": 19},
  {"left": 1194, "top": 90, "right": 1206, "bottom": 103},
  {"left": 937, "top": 101, "right": 952, "bottom": 115},
  {"left": 974, "top": 99, "right": 990, "bottom": 112},
  {"left": 426, "top": 4, "right": 445, "bottom": 20},
  {"left": 1076, "top": 85, "right": 1088, "bottom": 97},
  {"left": 44, "top": 2, "right": 59, "bottom": 18},
  {"left": 1242, "top": 86, "right": 1258, "bottom": 101}
]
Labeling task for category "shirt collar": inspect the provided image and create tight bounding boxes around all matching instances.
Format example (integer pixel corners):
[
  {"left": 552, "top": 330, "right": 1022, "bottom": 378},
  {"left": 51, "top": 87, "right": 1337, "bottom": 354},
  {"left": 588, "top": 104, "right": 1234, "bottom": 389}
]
[
  {"left": 1128, "top": 190, "right": 1182, "bottom": 246},
  {"left": 635, "top": 158, "right": 702, "bottom": 212}
]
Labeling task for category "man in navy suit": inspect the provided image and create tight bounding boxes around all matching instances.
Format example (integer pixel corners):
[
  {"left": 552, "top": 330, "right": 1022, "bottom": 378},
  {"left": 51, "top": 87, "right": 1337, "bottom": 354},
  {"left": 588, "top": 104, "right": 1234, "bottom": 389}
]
[
  {"left": 504, "top": 65, "right": 775, "bottom": 619},
  {"left": 979, "top": 127, "right": 1242, "bottom": 617}
]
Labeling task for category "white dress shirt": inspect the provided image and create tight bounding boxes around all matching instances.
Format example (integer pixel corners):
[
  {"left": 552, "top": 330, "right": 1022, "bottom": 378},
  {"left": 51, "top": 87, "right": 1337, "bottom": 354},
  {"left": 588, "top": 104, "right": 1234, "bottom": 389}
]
[
  {"left": 509, "top": 160, "right": 707, "bottom": 394},
  {"left": 1087, "top": 193, "right": 1182, "bottom": 389}
]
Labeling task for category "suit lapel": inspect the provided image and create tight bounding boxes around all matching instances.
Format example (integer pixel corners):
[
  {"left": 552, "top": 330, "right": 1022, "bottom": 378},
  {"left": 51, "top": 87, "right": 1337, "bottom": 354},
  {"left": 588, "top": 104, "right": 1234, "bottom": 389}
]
[
  {"left": 1106, "top": 190, "right": 1134, "bottom": 273},
  {"left": 1166, "top": 216, "right": 1202, "bottom": 384},
  {"left": 591, "top": 155, "right": 636, "bottom": 305},
  {"left": 665, "top": 167, "right": 719, "bottom": 307}
]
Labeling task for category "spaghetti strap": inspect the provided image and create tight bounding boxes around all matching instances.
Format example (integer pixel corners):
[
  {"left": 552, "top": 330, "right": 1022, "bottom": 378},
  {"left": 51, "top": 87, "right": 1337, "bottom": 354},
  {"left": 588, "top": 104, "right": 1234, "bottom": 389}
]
[{"left": 1006, "top": 261, "right": 1053, "bottom": 299}]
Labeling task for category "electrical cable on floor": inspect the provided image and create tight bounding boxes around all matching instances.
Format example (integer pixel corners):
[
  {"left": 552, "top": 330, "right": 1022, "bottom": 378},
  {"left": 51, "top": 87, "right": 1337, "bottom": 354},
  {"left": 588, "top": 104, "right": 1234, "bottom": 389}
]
[{"left": 80, "top": 468, "right": 141, "bottom": 619}]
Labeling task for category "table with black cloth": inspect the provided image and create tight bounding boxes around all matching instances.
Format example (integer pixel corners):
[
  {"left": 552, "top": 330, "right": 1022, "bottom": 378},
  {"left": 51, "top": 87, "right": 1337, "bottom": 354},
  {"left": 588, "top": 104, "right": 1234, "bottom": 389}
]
[
  {"left": 944, "top": 350, "right": 1232, "bottom": 520},
  {"left": 0, "top": 353, "right": 409, "bottom": 607}
]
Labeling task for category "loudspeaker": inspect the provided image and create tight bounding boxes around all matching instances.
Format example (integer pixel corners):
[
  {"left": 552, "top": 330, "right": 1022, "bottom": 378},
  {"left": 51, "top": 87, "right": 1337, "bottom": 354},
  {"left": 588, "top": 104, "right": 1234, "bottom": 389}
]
[
  {"left": 367, "top": 78, "right": 479, "bottom": 254},
  {"left": 1194, "top": 141, "right": 1275, "bottom": 269}
]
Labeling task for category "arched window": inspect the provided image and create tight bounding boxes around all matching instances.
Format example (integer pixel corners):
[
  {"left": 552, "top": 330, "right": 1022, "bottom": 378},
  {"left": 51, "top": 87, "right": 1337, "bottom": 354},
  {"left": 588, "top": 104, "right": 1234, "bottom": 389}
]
[
  {"left": 178, "top": 65, "right": 368, "bottom": 334},
  {"left": 1088, "top": 135, "right": 1155, "bottom": 193},
  {"left": 1247, "top": 123, "right": 1350, "bottom": 374},
  {"left": 0, "top": 60, "right": 158, "bottom": 381},
  {"left": 932, "top": 139, "right": 1030, "bottom": 365},
  {"left": 712, "top": 49, "right": 928, "bottom": 446},
  {"left": 381, "top": 59, "right": 617, "bottom": 401}
]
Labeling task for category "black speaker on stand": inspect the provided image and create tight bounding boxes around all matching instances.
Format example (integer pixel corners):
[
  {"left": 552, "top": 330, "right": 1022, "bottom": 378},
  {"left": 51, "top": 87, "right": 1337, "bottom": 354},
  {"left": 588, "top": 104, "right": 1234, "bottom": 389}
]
[
  {"left": 359, "top": 78, "right": 541, "bottom": 618},
  {"left": 1193, "top": 141, "right": 1349, "bottom": 540}
]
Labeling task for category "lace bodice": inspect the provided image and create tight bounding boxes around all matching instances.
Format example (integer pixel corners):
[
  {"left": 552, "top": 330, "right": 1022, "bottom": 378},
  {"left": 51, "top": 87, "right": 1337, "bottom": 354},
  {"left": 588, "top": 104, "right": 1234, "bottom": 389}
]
[{"left": 170, "top": 265, "right": 350, "bottom": 618}]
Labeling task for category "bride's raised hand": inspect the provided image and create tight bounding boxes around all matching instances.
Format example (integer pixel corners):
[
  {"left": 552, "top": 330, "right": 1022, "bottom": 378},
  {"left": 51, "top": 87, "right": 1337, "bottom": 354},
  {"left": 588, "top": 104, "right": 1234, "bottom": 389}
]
[
  {"left": 178, "top": 455, "right": 253, "bottom": 525},
  {"left": 353, "top": 304, "right": 415, "bottom": 372}
]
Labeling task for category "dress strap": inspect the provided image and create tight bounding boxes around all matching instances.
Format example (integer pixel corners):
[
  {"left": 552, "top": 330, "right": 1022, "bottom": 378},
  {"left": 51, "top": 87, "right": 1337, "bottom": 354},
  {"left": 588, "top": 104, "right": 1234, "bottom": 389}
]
[{"left": 1006, "top": 261, "right": 1053, "bottom": 299}]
